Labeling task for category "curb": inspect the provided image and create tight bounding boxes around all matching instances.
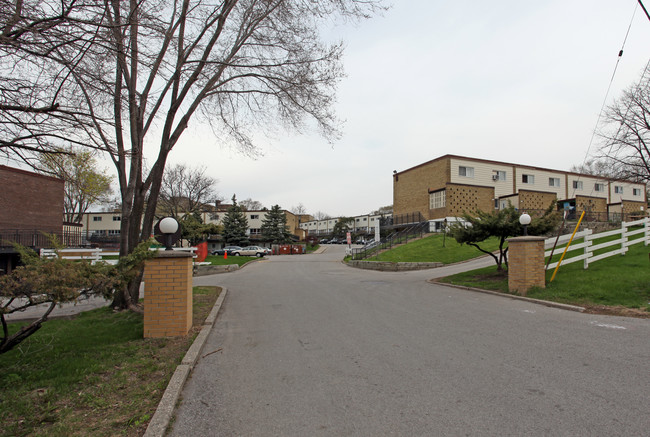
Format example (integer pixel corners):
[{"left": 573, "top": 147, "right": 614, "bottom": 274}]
[
  {"left": 143, "top": 287, "right": 228, "bottom": 437},
  {"left": 430, "top": 280, "right": 585, "bottom": 313}
]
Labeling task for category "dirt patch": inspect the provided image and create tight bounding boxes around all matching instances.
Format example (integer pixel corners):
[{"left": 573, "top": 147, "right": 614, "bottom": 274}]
[{"left": 581, "top": 305, "right": 650, "bottom": 319}]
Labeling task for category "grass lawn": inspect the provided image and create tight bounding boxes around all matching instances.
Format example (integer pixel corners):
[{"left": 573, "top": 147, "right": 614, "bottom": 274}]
[
  {"left": 438, "top": 242, "right": 650, "bottom": 315},
  {"left": 204, "top": 254, "right": 258, "bottom": 266},
  {"left": 0, "top": 286, "right": 221, "bottom": 437},
  {"left": 369, "top": 233, "right": 502, "bottom": 264}
]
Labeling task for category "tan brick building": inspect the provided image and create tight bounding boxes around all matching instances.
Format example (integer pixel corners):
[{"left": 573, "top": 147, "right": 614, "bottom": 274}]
[{"left": 394, "top": 155, "right": 647, "bottom": 229}]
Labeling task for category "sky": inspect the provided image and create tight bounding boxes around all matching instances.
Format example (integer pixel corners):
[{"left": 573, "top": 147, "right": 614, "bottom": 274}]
[{"left": 140, "top": 1, "right": 650, "bottom": 217}]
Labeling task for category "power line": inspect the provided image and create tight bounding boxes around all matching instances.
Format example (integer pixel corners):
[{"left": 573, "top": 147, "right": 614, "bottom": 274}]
[{"left": 572, "top": 2, "right": 639, "bottom": 199}]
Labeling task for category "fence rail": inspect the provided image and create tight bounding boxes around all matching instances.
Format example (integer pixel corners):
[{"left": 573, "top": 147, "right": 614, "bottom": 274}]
[
  {"left": 545, "top": 217, "right": 650, "bottom": 270},
  {"left": 40, "top": 247, "right": 198, "bottom": 265}
]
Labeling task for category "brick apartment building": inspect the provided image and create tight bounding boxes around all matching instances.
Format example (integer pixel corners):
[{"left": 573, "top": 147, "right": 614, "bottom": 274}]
[
  {"left": 393, "top": 155, "right": 647, "bottom": 229},
  {"left": 0, "top": 165, "right": 65, "bottom": 273}
]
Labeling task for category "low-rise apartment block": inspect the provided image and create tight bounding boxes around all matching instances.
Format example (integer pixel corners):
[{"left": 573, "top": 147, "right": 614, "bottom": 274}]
[
  {"left": 394, "top": 155, "right": 647, "bottom": 228},
  {"left": 300, "top": 213, "right": 392, "bottom": 236}
]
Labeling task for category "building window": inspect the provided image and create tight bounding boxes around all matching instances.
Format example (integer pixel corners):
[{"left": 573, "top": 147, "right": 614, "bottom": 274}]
[
  {"left": 108, "top": 230, "right": 120, "bottom": 235},
  {"left": 549, "top": 177, "right": 560, "bottom": 187},
  {"left": 493, "top": 170, "right": 506, "bottom": 181},
  {"left": 250, "top": 214, "right": 259, "bottom": 219},
  {"left": 572, "top": 180, "right": 583, "bottom": 190},
  {"left": 249, "top": 228, "right": 261, "bottom": 235},
  {"left": 429, "top": 190, "right": 446, "bottom": 209},
  {"left": 458, "top": 166, "right": 474, "bottom": 178},
  {"left": 615, "top": 186, "right": 624, "bottom": 194},
  {"left": 113, "top": 216, "right": 121, "bottom": 221},
  {"left": 522, "top": 174, "right": 534, "bottom": 184},
  {"left": 633, "top": 188, "right": 642, "bottom": 196},
  {"left": 594, "top": 183, "right": 604, "bottom": 192},
  {"left": 93, "top": 216, "right": 102, "bottom": 222}
]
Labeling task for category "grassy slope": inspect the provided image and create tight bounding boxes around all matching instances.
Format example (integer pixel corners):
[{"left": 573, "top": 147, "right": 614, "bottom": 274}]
[
  {"left": 370, "top": 233, "right": 502, "bottom": 264},
  {"left": 0, "top": 286, "right": 221, "bottom": 436}
]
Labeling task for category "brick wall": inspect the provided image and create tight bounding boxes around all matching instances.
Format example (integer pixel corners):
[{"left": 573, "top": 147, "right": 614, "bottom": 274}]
[
  {"left": 508, "top": 236, "right": 546, "bottom": 295},
  {"left": 0, "top": 165, "right": 64, "bottom": 232},
  {"left": 518, "top": 190, "right": 557, "bottom": 212},
  {"left": 143, "top": 253, "right": 193, "bottom": 338},
  {"left": 393, "top": 158, "right": 449, "bottom": 218},
  {"left": 446, "top": 184, "right": 495, "bottom": 217},
  {"left": 575, "top": 195, "right": 607, "bottom": 214}
]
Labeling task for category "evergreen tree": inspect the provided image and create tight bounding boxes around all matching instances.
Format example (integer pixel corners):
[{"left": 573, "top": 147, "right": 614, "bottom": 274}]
[
  {"left": 222, "top": 195, "right": 249, "bottom": 246},
  {"left": 261, "top": 205, "right": 293, "bottom": 244}
]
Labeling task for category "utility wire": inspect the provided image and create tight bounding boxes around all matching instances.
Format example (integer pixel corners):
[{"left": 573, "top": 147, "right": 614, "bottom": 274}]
[
  {"left": 571, "top": 2, "right": 639, "bottom": 200},
  {"left": 638, "top": 0, "right": 650, "bottom": 22}
]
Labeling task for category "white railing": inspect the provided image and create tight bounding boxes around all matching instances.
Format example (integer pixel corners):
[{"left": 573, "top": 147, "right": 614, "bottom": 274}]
[
  {"left": 41, "top": 246, "right": 197, "bottom": 265},
  {"left": 545, "top": 218, "right": 650, "bottom": 270}
]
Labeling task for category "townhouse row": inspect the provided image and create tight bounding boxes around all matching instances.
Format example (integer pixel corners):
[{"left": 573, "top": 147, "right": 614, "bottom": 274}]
[
  {"left": 298, "top": 213, "right": 393, "bottom": 236},
  {"left": 393, "top": 155, "right": 647, "bottom": 229}
]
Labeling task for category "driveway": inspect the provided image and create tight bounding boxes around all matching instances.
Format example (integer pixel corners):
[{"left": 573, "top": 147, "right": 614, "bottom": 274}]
[{"left": 172, "top": 246, "right": 650, "bottom": 436}]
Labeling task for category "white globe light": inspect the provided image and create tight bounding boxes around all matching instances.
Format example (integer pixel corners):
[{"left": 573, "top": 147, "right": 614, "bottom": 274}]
[
  {"left": 159, "top": 217, "right": 179, "bottom": 234},
  {"left": 519, "top": 213, "right": 531, "bottom": 226}
]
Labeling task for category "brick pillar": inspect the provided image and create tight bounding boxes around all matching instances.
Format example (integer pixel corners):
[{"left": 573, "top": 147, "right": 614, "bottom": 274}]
[
  {"left": 507, "top": 236, "right": 546, "bottom": 296},
  {"left": 143, "top": 251, "right": 193, "bottom": 338}
]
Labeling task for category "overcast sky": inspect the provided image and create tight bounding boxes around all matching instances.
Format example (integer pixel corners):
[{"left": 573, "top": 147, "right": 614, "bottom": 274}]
[{"left": 170, "top": 0, "right": 650, "bottom": 218}]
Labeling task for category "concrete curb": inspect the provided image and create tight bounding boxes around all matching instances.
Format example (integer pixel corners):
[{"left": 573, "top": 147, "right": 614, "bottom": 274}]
[
  {"left": 143, "top": 287, "right": 228, "bottom": 437},
  {"left": 430, "top": 280, "right": 586, "bottom": 313}
]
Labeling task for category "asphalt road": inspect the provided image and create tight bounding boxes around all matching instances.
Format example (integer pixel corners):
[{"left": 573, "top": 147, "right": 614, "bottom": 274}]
[{"left": 171, "top": 246, "right": 650, "bottom": 436}]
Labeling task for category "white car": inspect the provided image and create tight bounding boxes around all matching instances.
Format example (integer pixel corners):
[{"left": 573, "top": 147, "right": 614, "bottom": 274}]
[{"left": 232, "top": 246, "right": 267, "bottom": 257}]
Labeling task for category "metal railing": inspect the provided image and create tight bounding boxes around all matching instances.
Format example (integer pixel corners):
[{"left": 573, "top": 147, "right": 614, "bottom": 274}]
[
  {"left": 0, "top": 229, "right": 85, "bottom": 249},
  {"left": 351, "top": 221, "right": 429, "bottom": 260},
  {"left": 382, "top": 212, "right": 425, "bottom": 228}
]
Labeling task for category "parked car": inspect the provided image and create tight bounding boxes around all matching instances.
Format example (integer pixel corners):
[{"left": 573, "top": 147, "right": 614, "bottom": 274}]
[
  {"left": 232, "top": 246, "right": 267, "bottom": 257},
  {"left": 211, "top": 246, "right": 242, "bottom": 256},
  {"left": 263, "top": 247, "right": 273, "bottom": 255}
]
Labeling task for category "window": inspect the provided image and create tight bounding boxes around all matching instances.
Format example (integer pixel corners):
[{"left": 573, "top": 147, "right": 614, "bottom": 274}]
[
  {"left": 633, "top": 188, "right": 642, "bottom": 196},
  {"left": 250, "top": 214, "right": 259, "bottom": 219},
  {"left": 493, "top": 170, "right": 506, "bottom": 181},
  {"left": 522, "top": 174, "right": 534, "bottom": 184},
  {"left": 572, "top": 180, "right": 583, "bottom": 190},
  {"left": 594, "top": 183, "right": 604, "bottom": 192},
  {"left": 112, "top": 216, "right": 121, "bottom": 221},
  {"left": 549, "top": 177, "right": 560, "bottom": 187},
  {"left": 429, "top": 190, "right": 446, "bottom": 209},
  {"left": 615, "top": 186, "right": 624, "bottom": 194},
  {"left": 249, "top": 228, "right": 261, "bottom": 235},
  {"left": 108, "top": 230, "right": 120, "bottom": 235},
  {"left": 93, "top": 216, "right": 102, "bottom": 222},
  {"left": 458, "top": 166, "right": 474, "bottom": 178}
]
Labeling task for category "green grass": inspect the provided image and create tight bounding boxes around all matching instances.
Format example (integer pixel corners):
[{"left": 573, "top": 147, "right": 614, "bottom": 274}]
[
  {"left": 0, "top": 286, "right": 221, "bottom": 436},
  {"left": 369, "top": 233, "right": 502, "bottom": 264},
  {"left": 204, "top": 254, "right": 258, "bottom": 266},
  {"left": 439, "top": 242, "right": 650, "bottom": 310}
]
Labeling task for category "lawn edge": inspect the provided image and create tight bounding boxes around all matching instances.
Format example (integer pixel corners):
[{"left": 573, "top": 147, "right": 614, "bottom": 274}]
[
  {"left": 429, "top": 279, "right": 586, "bottom": 313},
  {"left": 143, "top": 287, "right": 228, "bottom": 437}
]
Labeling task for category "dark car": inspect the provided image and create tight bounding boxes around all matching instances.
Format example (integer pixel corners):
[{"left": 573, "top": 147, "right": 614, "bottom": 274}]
[{"left": 211, "top": 246, "right": 242, "bottom": 256}]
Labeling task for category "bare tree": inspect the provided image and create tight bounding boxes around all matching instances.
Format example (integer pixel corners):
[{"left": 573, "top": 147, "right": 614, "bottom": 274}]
[
  {"left": 0, "top": 0, "right": 385, "bottom": 308},
  {"left": 291, "top": 203, "right": 307, "bottom": 215},
  {"left": 598, "top": 62, "right": 650, "bottom": 183},
  {"left": 313, "top": 211, "right": 331, "bottom": 220},
  {"left": 239, "top": 198, "right": 264, "bottom": 211},
  {"left": 158, "top": 163, "right": 218, "bottom": 218}
]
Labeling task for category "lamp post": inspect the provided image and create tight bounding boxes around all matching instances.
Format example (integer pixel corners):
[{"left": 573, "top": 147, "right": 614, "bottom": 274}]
[
  {"left": 519, "top": 212, "right": 531, "bottom": 236},
  {"left": 159, "top": 217, "right": 179, "bottom": 250}
]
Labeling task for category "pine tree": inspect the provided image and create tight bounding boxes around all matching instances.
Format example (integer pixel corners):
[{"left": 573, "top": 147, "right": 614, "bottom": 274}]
[
  {"left": 261, "top": 205, "right": 293, "bottom": 244},
  {"left": 222, "top": 195, "right": 249, "bottom": 246}
]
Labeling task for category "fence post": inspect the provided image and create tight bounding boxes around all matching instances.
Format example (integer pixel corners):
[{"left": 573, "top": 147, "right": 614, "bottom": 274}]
[
  {"left": 583, "top": 229, "right": 592, "bottom": 270},
  {"left": 621, "top": 221, "right": 628, "bottom": 256},
  {"left": 645, "top": 218, "right": 649, "bottom": 247}
]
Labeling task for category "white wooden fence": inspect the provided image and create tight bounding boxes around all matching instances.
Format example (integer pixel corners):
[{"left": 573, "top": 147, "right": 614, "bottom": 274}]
[
  {"left": 545, "top": 218, "right": 650, "bottom": 271},
  {"left": 41, "top": 247, "right": 197, "bottom": 265}
]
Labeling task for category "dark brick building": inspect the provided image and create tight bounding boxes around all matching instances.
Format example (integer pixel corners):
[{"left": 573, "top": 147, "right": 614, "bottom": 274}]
[{"left": 0, "top": 165, "right": 64, "bottom": 273}]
